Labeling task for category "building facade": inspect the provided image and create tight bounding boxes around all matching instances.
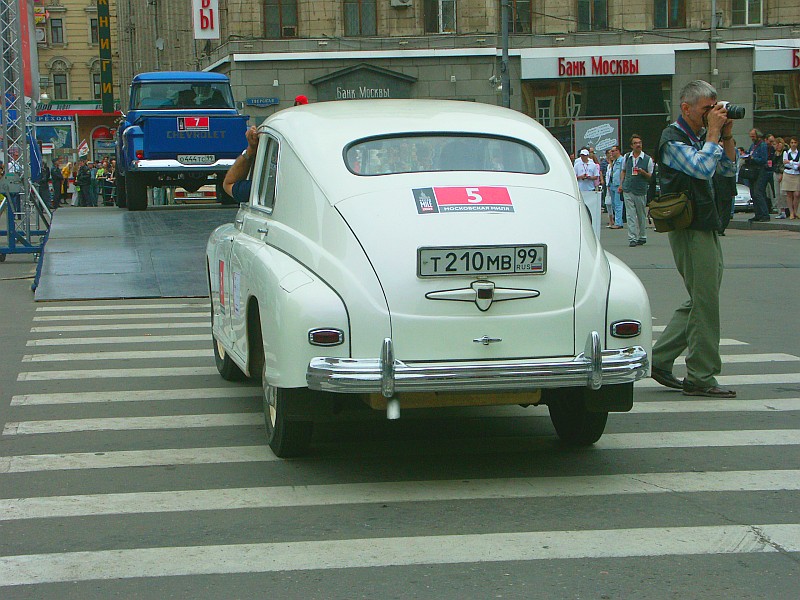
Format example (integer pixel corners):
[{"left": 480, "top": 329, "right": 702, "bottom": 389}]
[
  {"left": 121, "top": 1, "right": 800, "bottom": 155},
  {"left": 34, "top": 0, "right": 121, "bottom": 163}
]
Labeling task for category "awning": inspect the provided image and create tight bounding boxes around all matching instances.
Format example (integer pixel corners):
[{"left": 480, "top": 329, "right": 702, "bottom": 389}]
[
  {"left": 37, "top": 101, "right": 121, "bottom": 118},
  {"left": 38, "top": 109, "right": 122, "bottom": 117}
]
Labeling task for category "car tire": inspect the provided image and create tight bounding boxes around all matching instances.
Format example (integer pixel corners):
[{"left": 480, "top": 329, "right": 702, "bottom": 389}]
[
  {"left": 263, "top": 370, "right": 313, "bottom": 458},
  {"left": 116, "top": 174, "right": 127, "bottom": 208},
  {"left": 545, "top": 387, "right": 608, "bottom": 446},
  {"left": 126, "top": 174, "right": 148, "bottom": 211}
]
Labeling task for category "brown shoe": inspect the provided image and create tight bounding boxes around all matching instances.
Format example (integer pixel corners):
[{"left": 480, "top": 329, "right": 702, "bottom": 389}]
[
  {"left": 682, "top": 380, "right": 736, "bottom": 398},
  {"left": 651, "top": 367, "right": 683, "bottom": 390}
]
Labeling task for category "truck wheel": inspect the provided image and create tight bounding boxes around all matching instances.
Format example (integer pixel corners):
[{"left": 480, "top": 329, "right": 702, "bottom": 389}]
[
  {"left": 263, "top": 370, "right": 313, "bottom": 458},
  {"left": 116, "top": 175, "right": 127, "bottom": 208},
  {"left": 216, "top": 181, "right": 238, "bottom": 205},
  {"left": 126, "top": 175, "right": 148, "bottom": 211},
  {"left": 545, "top": 387, "right": 608, "bottom": 446}
]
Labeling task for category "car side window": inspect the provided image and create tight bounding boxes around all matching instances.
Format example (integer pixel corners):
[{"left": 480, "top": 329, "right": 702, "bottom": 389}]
[{"left": 255, "top": 138, "right": 279, "bottom": 211}]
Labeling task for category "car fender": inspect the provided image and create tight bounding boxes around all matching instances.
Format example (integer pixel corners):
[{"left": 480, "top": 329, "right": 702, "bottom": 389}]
[
  {"left": 206, "top": 222, "right": 238, "bottom": 348},
  {"left": 246, "top": 245, "right": 350, "bottom": 389},
  {"left": 605, "top": 252, "right": 652, "bottom": 356},
  {"left": 573, "top": 221, "right": 610, "bottom": 354}
]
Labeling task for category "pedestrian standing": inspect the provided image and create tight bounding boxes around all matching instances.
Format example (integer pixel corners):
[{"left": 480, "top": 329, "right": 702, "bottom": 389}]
[
  {"left": 650, "top": 80, "right": 737, "bottom": 398},
  {"left": 75, "top": 158, "right": 92, "bottom": 207},
  {"left": 50, "top": 159, "right": 64, "bottom": 209},
  {"left": 619, "top": 134, "right": 654, "bottom": 247},
  {"left": 573, "top": 148, "right": 601, "bottom": 239},
  {"left": 606, "top": 145, "right": 624, "bottom": 229},
  {"left": 783, "top": 137, "right": 800, "bottom": 220},
  {"left": 38, "top": 161, "right": 52, "bottom": 208},
  {"left": 746, "top": 129, "right": 770, "bottom": 222}
]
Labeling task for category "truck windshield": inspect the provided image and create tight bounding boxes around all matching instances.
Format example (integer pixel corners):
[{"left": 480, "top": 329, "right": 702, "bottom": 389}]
[
  {"left": 345, "top": 134, "right": 549, "bottom": 176},
  {"left": 131, "top": 82, "right": 234, "bottom": 110}
]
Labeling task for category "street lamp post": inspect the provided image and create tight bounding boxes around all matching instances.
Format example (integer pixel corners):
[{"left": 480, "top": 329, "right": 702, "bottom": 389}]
[{"left": 500, "top": 0, "right": 511, "bottom": 108}]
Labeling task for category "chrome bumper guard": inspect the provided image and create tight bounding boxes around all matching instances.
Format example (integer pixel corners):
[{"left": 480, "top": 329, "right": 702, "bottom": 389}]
[
  {"left": 129, "top": 158, "right": 236, "bottom": 172},
  {"left": 307, "top": 332, "right": 649, "bottom": 396}
]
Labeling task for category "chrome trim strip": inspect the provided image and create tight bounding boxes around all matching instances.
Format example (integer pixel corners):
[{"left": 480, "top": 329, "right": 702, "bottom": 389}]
[
  {"left": 307, "top": 344, "right": 649, "bottom": 395},
  {"left": 129, "top": 159, "right": 236, "bottom": 172},
  {"left": 585, "top": 331, "right": 602, "bottom": 390},
  {"left": 380, "top": 338, "right": 395, "bottom": 398}
]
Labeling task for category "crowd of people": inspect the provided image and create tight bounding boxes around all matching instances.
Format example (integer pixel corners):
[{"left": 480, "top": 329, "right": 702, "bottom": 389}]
[
  {"left": 36, "top": 156, "right": 117, "bottom": 210},
  {"left": 738, "top": 131, "right": 799, "bottom": 221}
]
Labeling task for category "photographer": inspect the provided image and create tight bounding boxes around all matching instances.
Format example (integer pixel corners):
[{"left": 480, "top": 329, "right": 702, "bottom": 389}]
[{"left": 650, "top": 80, "right": 737, "bottom": 399}]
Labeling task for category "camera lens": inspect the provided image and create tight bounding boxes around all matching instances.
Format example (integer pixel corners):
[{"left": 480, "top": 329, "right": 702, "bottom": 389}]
[{"left": 722, "top": 102, "right": 746, "bottom": 120}]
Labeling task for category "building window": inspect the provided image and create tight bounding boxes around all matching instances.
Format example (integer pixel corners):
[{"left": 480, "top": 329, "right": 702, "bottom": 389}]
[
  {"left": 731, "top": 0, "right": 761, "bottom": 26},
  {"left": 536, "top": 97, "right": 554, "bottom": 127},
  {"left": 92, "top": 73, "right": 102, "bottom": 100},
  {"left": 53, "top": 73, "right": 68, "bottom": 99},
  {"left": 509, "top": 0, "right": 531, "bottom": 33},
  {"left": 50, "top": 18, "right": 64, "bottom": 44},
  {"left": 774, "top": 86, "right": 788, "bottom": 110},
  {"left": 424, "top": 0, "right": 456, "bottom": 34},
  {"left": 90, "top": 18, "right": 99, "bottom": 44},
  {"left": 654, "top": 0, "right": 685, "bottom": 29},
  {"left": 265, "top": 0, "right": 298, "bottom": 38},
  {"left": 577, "top": 0, "right": 607, "bottom": 32},
  {"left": 344, "top": 0, "right": 377, "bottom": 36}
]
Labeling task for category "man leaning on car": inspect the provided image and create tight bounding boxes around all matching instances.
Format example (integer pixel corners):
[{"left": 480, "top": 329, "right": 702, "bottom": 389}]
[{"left": 650, "top": 80, "right": 737, "bottom": 399}]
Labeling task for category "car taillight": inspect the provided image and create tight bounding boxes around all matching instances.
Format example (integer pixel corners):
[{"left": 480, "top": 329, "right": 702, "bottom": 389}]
[
  {"left": 610, "top": 320, "right": 641, "bottom": 338},
  {"left": 308, "top": 328, "right": 344, "bottom": 346},
  {"left": 136, "top": 150, "right": 144, "bottom": 159}
]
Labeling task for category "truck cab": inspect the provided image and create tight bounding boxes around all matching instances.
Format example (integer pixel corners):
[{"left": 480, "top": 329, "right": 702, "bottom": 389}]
[{"left": 116, "top": 71, "right": 249, "bottom": 211}]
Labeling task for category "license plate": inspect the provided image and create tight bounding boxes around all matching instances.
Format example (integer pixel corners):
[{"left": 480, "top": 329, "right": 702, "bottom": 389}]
[
  {"left": 177, "top": 154, "right": 215, "bottom": 165},
  {"left": 418, "top": 245, "right": 546, "bottom": 277}
]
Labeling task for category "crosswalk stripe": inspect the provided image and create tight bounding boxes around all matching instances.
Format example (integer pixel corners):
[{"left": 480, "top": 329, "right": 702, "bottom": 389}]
[
  {"left": 674, "top": 353, "right": 799, "bottom": 365},
  {"left": 2, "top": 430, "right": 799, "bottom": 473},
  {"left": 31, "top": 322, "right": 208, "bottom": 333},
  {"left": 637, "top": 373, "right": 800, "bottom": 388},
  {"left": 653, "top": 325, "right": 666, "bottom": 332},
  {"left": 22, "top": 349, "right": 214, "bottom": 362},
  {"left": 631, "top": 398, "right": 800, "bottom": 413},
  {"left": 26, "top": 334, "right": 209, "bottom": 346},
  {"left": 33, "top": 312, "right": 208, "bottom": 322},
  {"left": 10, "top": 387, "right": 259, "bottom": 406},
  {"left": 2, "top": 413, "right": 263, "bottom": 435},
  {"left": 35, "top": 303, "right": 209, "bottom": 312},
  {"left": 653, "top": 338, "right": 748, "bottom": 346},
  {"left": 1, "top": 524, "right": 798, "bottom": 586},
  {"left": 0, "top": 446, "right": 277, "bottom": 473},
  {"left": 17, "top": 367, "right": 220, "bottom": 381},
  {"left": 1, "top": 469, "right": 797, "bottom": 521}
]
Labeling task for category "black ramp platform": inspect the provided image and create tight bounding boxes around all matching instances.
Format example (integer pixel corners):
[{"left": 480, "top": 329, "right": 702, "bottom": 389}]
[{"left": 34, "top": 207, "right": 236, "bottom": 301}]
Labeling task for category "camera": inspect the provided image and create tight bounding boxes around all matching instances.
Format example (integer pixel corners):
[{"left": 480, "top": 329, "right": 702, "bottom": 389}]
[{"left": 718, "top": 101, "right": 746, "bottom": 119}]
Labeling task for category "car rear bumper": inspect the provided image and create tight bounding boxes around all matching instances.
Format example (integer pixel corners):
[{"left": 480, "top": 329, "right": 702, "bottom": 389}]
[
  {"left": 129, "top": 159, "right": 236, "bottom": 172},
  {"left": 307, "top": 332, "right": 649, "bottom": 396}
]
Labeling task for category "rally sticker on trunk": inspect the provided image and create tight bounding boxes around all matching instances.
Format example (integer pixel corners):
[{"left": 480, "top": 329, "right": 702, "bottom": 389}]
[
  {"left": 413, "top": 187, "right": 513, "bottom": 214},
  {"left": 177, "top": 116, "right": 210, "bottom": 132}
]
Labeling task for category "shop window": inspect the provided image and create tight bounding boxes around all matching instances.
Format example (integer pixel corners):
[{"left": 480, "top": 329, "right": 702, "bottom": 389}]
[
  {"left": 264, "top": 0, "right": 298, "bottom": 38},
  {"left": 774, "top": 86, "right": 788, "bottom": 110},
  {"left": 53, "top": 73, "right": 68, "bottom": 100},
  {"left": 654, "top": 0, "right": 685, "bottom": 29},
  {"left": 509, "top": 0, "right": 532, "bottom": 34},
  {"left": 50, "top": 18, "right": 64, "bottom": 44},
  {"left": 424, "top": 0, "right": 456, "bottom": 34},
  {"left": 344, "top": 0, "right": 377, "bottom": 36},
  {"left": 577, "top": 0, "right": 607, "bottom": 32},
  {"left": 536, "top": 97, "right": 554, "bottom": 127},
  {"left": 731, "top": 0, "right": 761, "bottom": 26},
  {"left": 90, "top": 18, "right": 99, "bottom": 44}
]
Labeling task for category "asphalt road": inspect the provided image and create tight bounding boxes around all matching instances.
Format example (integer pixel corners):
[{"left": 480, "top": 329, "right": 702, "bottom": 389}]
[{"left": 0, "top": 223, "right": 799, "bottom": 599}]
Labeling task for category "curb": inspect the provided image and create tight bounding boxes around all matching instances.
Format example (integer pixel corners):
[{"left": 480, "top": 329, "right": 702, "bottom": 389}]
[{"left": 726, "top": 218, "right": 800, "bottom": 232}]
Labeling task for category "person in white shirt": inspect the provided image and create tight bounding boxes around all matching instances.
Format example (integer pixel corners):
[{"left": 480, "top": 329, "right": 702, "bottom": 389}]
[
  {"left": 573, "top": 148, "right": 601, "bottom": 238},
  {"left": 783, "top": 136, "right": 800, "bottom": 220}
]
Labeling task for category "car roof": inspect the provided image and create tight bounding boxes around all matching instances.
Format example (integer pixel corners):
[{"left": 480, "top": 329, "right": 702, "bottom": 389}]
[{"left": 132, "top": 71, "right": 230, "bottom": 83}]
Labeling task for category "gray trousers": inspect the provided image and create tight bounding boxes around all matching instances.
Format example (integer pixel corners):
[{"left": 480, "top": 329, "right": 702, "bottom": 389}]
[
  {"left": 623, "top": 192, "right": 648, "bottom": 242},
  {"left": 652, "top": 228, "right": 723, "bottom": 388}
]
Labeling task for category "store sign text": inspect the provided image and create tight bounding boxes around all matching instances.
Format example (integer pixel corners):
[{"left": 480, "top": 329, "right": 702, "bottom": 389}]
[
  {"left": 558, "top": 57, "right": 640, "bottom": 77},
  {"left": 336, "top": 86, "right": 391, "bottom": 100},
  {"left": 794, "top": 49, "right": 800, "bottom": 69}
]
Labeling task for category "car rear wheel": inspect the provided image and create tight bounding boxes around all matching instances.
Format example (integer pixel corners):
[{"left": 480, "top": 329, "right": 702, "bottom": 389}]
[
  {"left": 545, "top": 387, "right": 608, "bottom": 446},
  {"left": 115, "top": 174, "right": 127, "bottom": 208},
  {"left": 263, "top": 370, "right": 313, "bottom": 458},
  {"left": 126, "top": 174, "right": 148, "bottom": 211}
]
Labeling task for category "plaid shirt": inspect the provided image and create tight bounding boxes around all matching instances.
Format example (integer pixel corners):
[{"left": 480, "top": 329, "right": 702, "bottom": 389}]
[{"left": 661, "top": 118, "right": 735, "bottom": 181}]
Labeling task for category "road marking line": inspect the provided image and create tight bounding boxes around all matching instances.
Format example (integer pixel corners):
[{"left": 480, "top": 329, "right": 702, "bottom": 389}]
[
  {"left": 26, "top": 334, "right": 209, "bottom": 346},
  {"left": 22, "top": 349, "right": 214, "bottom": 362},
  {"left": 11, "top": 387, "right": 259, "bottom": 406},
  {"left": 653, "top": 325, "right": 666, "bottom": 332},
  {"left": 17, "top": 367, "right": 220, "bottom": 381},
  {"left": 3, "top": 413, "right": 263, "bottom": 435},
  {"left": 630, "top": 398, "right": 800, "bottom": 413},
  {"left": 653, "top": 338, "right": 747, "bottom": 346},
  {"left": 674, "top": 353, "right": 799, "bottom": 365},
  {"left": 0, "top": 446, "right": 276, "bottom": 473},
  {"left": 1, "top": 430, "right": 799, "bottom": 474},
  {"left": 1, "top": 470, "right": 797, "bottom": 521},
  {"left": 31, "top": 322, "right": 208, "bottom": 332},
  {"left": 0, "top": 524, "right": 798, "bottom": 585},
  {"left": 637, "top": 373, "right": 800, "bottom": 388},
  {"left": 35, "top": 303, "right": 209, "bottom": 312},
  {"left": 33, "top": 312, "right": 208, "bottom": 322}
]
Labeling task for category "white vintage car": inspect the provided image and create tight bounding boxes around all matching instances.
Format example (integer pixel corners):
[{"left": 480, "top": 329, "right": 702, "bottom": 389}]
[{"left": 207, "top": 100, "right": 651, "bottom": 457}]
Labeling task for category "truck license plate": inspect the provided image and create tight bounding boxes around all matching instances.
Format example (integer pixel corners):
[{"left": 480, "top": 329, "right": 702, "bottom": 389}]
[
  {"left": 177, "top": 154, "right": 215, "bottom": 165},
  {"left": 418, "top": 245, "right": 547, "bottom": 277}
]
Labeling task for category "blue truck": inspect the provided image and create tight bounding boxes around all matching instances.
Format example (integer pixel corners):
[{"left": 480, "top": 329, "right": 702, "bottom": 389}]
[{"left": 116, "top": 71, "right": 249, "bottom": 211}]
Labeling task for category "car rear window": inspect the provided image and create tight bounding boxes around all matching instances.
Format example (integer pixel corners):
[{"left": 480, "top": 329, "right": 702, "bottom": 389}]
[{"left": 344, "top": 134, "right": 549, "bottom": 176}]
